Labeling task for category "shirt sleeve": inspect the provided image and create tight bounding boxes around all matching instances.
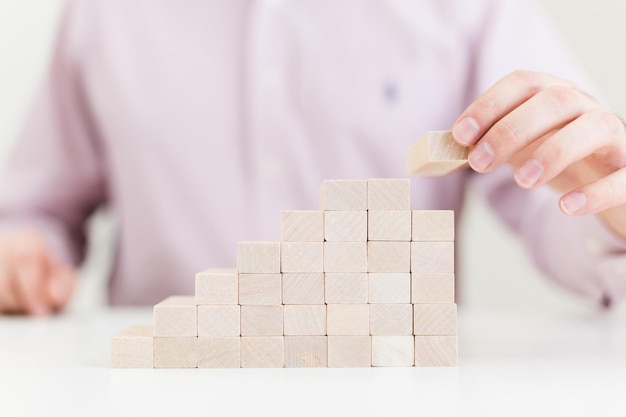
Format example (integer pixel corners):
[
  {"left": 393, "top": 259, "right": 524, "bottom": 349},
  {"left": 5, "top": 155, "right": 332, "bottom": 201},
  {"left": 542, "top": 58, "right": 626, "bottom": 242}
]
[
  {"left": 0, "top": 0, "right": 106, "bottom": 265},
  {"left": 462, "top": 0, "right": 626, "bottom": 306}
]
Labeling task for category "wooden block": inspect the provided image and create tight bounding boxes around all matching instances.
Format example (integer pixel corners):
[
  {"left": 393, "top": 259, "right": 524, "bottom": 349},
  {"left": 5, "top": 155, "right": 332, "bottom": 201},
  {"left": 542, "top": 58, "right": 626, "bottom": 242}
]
[
  {"left": 325, "top": 273, "right": 368, "bottom": 304},
  {"left": 412, "top": 273, "right": 455, "bottom": 303},
  {"left": 111, "top": 324, "right": 153, "bottom": 368},
  {"left": 241, "top": 336, "right": 284, "bottom": 368},
  {"left": 319, "top": 179, "right": 367, "bottom": 211},
  {"left": 238, "top": 273, "right": 282, "bottom": 305},
  {"left": 327, "top": 336, "right": 371, "bottom": 368},
  {"left": 153, "top": 337, "right": 198, "bottom": 368},
  {"left": 195, "top": 269, "right": 238, "bottom": 305},
  {"left": 281, "top": 242, "right": 324, "bottom": 273},
  {"left": 324, "top": 242, "right": 367, "bottom": 272},
  {"left": 198, "top": 337, "right": 241, "bottom": 368},
  {"left": 371, "top": 336, "right": 414, "bottom": 367},
  {"left": 369, "top": 304, "right": 413, "bottom": 335},
  {"left": 197, "top": 305, "right": 240, "bottom": 337},
  {"left": 369, "top": 273, "right": 410, "bottom": 304},
  {"left": 282, "top": 273, "right": 325, "bottom": 305},
  {"left": 368, "top": 241, "right": 410, "bottom": 273},
  {"left": 414, "top": 335, "right": 458, "bottom": 367},
  {"left": 413, "top": 304, "right": 457, "bottom": 335},
  {"left": 284, "top": 305, "right": 327, "bottom": 335},
  {"left": 367, "top": 178, "right": 411, "bottom": 210},
  {"left": 281, "top": 210, "right": 324, "bottom": 242},
  {"left": 411, "top": 242, "right": 454, "bottom": 273},
  {"left": 153, "top": 296, "right": 197, "bottom": 337},
  {"left": 368, "top": 210, "right": 411, "bottom": 241},
  {"left": 412, "top": 210, "right": 454, "bottom": 241},
  {"left": 324, "top": 211, "right": 367, "bottom": 241},
  {"left": 238, "top": 242, "right": 280, "bottom": 273},
  {"left": 284, "top": 336, "right": 328, "bottom": 368},
  {"left": 240, "top": 305, "right": 283, "bottom": 336},
  {"left": 406, "top": 131, "right": 469, "bottom": 177},
  {"left": 326, "top": 304, "right": 369, "bottom": 335}
]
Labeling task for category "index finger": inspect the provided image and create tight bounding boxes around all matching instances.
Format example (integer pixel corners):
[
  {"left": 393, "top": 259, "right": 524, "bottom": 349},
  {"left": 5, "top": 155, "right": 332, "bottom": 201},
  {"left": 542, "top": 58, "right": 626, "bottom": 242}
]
[{"left": 452, "top": 70, "right": 575, "bottom": 146}]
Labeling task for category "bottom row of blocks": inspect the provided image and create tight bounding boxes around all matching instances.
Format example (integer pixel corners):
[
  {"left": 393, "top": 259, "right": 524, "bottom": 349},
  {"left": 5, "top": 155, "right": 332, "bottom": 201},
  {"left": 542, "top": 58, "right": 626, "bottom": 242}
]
[{"left": 112, "top": 325, "right": 458, "bottom": 368}]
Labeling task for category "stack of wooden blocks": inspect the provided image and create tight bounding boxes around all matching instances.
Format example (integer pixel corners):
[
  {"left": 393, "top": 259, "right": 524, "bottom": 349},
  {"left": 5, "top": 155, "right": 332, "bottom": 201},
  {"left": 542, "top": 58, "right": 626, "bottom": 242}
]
[{"left": 111, "top": 178, "right": 458, "bottom": 368}]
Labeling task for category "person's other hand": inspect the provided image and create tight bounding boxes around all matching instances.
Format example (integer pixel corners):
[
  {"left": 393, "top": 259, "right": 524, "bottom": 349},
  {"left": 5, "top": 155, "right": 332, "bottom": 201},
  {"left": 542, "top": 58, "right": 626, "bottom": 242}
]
[
  {"left": 0, "top": 231, "right": 75, "bottom": 315},
  {"left": 452, "top": 70, "right": 626, "bottom": 238}
]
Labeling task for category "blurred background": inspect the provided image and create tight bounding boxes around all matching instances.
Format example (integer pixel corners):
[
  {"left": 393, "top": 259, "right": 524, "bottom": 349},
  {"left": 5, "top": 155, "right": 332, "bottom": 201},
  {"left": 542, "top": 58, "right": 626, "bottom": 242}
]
[{"left": 1, "top": 0, "right": 625, "bottom": 314}]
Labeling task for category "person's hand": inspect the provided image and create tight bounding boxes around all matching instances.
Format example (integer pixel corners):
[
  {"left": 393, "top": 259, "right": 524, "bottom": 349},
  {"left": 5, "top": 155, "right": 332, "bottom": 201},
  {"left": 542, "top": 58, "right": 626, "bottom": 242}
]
[
  {"left": 452, "top": 70, "right": 626, "bottom": 238},
  {"left": 0, "top": 231, "right": 75, "bottom": 315}
]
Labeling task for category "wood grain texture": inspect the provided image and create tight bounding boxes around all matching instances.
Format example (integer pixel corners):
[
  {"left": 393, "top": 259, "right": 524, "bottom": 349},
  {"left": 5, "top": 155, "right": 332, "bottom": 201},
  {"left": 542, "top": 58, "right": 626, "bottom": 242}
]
[
  {"left": 324, "top": 272, "right": 368, "bottom": 304},
  {"left": 241, "top": 336, "right": 284, "bottom": 368},
  {"left": 110, "top": 324, "right": 154, "bottom": 368},
  {"left": 319, "top": 179, "right": 367, "bottom": 211},
  {"left": 240, "top": 305, "right": 283, "bottom": 336},
  {"left": 367, "top": 178, "right": 410, "bottom": 210},
  {"left": 412, "top": 210, "right": 455, "bottom": 242},
  {"left": 283, "top": 305, "right": 327, "bottom": 336},
  {"left": 153, "top": 337, "right": 198, "bottom": 368},
  {"left": 368, "top": 273, "right": 411, "bottom": 304},
  {"left": 371, "top": 336, "right": 414, "bottom": 367},
  {"left": 197, "top": 305, "right": 240, "bottom": 337},
  {"left": 410, "top": 242, "right": 454, "bottom": 273},
  {"left": 368, "top": 241, "right": 411, "bottom": 273},
  {"left": 281, "top": 210, "right": 324, "bottom": 242},
  {"left": 326, "top": 304, "right": 369, "bottom": 335},
  {"left": 324, "top": 210, "right": 368, "bottom": 241},
  {"left": 406, "top": 131, "right": 469, "bottom": 177},
  {"left": 198, "top": 337, "right": 241, "bottom": 368},
  {"left": 195, "top": 269, "right": 238, "bottom": 305},
  {"left": 413, "top": 303, "right": 457, "bottom": 335},
  {"left": 414, "top": 335, "right": 458, "bottom": 367},
  {"left": 411, "top": 273, "right": 455, "bottom": 304},
  {"left": 237, "top": 242, "right": 281, "bottom": 273},
  {"left": 324, "top": 242, "right": 367, "bottom": 273},
  {"left": 327, "top": 336, "right": 372, "bottom": 368},
  {"left": 281, "top": 242, "right": 324, "bottom": 273},
  {"left": 284, "top": 336, "right": 328, "bottom": 368},
  {"left": 368, "top": 210, "right": 411, "bottom": 241},
  {"left": 282, "top": 273, "right": 325, "bottom": 305},
  {"left": 153, "top": 296, "right": 197, "bottom": 337},
  {"left": 369, "top": 303, "right": 413, "bottom": 335},
  {"left": 238, "top": 273, "right": 282, "bottom": 305}
]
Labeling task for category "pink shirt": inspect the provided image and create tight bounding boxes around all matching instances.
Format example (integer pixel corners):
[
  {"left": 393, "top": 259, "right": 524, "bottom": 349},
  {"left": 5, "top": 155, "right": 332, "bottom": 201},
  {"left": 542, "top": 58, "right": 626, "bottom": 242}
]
[{"left": 2, "top": 0, "right": 625, "bottom": 306}]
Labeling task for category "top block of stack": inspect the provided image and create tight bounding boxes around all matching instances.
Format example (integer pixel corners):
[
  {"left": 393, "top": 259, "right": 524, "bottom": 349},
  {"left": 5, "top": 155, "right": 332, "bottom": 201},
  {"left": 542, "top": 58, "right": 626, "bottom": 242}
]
[
  {"left": 406, "top": 131, "right": 469, "bottom": 177},
  {"left": 320, "top": 179, "right": 410, "bottom": 211}
]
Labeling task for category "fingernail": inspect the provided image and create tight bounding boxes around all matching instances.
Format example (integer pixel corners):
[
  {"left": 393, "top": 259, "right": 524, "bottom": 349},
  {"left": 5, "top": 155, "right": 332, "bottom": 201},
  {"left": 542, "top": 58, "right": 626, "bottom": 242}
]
[
  {"left": 453, "top": 117, "right": 480, "bottom": 145},
  {"left": 468, "top": 142, "right": 495, "bottom": 172},
  {"left": 515, "top": 159, "right": 544, "bottom": 188},
  {"left": 561, "top": 192, "right": 587, "bottom": 215}
]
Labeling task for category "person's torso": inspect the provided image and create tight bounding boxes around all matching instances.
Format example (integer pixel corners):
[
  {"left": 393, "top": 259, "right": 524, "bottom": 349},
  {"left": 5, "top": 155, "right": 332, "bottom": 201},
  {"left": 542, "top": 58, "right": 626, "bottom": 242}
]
[{"left": 80, "top": 0, "right": 476, "bottom": 304}]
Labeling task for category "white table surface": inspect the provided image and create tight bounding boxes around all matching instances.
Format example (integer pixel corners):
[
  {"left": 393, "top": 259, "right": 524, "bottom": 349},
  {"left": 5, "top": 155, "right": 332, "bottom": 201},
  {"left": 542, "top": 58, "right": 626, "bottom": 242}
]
[{"left": 1, "top": 307, "right": 625, "bottom": 417}]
